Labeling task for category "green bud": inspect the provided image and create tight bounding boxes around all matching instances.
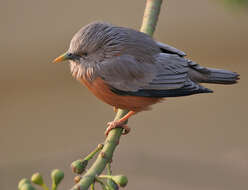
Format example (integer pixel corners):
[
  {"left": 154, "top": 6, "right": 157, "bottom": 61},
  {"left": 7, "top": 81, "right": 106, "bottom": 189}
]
[
  {"left": 18, "top": 178, "right": 31, "bottom": 190},
  {"left": 20, "top": 183, "right": 36, "bottom": 190},
  {"left": 71, "top": 159, "right": 88, "bottom": 174},
  {"left": 51, "top": 169, "right": 64, "bottom": 186},
  {"left": 31, "top": 172, "right": 44, "bottom": 186},
  {"left": 107, "top": 179, "right": 119, "bottom": 190},
  {"left": 111, "top": 175, "right": 128, "bottom": 187}
]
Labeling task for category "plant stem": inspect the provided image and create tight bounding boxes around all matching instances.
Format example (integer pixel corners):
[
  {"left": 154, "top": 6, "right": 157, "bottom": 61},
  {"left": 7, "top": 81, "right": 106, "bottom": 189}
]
[
  {"left": 84, "top": 144, "right": 104, "bottom": 161},
  {"left": 140, "top": 0, "right": 163, "bottom": 36},
  {"left": 52, "top": 182, "right": 57, "bottom": 190},
  {"left": 70, "top": 109, "right": 128, "bottom": 190},
  {"left": 106, "top": 162, "right": 112, "bottom": 175},
  {"left": 70, "top": 0, "right": 163, "bottom": 189},
  {"left": 90, "top": 183, "right": 95, "bottom": 190},
  {"left": 42, "top": 184, "right": 49, "bottom": 190}
]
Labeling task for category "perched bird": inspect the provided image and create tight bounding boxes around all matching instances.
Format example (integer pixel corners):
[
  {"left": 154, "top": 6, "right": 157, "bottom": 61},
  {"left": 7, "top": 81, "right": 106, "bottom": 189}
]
[{"left": 53, "top": 22, "right": 239, "bottom": 135}]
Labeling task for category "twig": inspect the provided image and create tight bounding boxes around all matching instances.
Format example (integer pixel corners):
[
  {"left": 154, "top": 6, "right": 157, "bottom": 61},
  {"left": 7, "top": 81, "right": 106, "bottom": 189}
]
[
  {"left": 141, "top": 0, "right": 163, "bottom": 36},
  {"left": 70, "top": 0, "right": 163, "bottom": 189},
  {"left": 70, "top": 110, "right": 128, "bottom": 190}
]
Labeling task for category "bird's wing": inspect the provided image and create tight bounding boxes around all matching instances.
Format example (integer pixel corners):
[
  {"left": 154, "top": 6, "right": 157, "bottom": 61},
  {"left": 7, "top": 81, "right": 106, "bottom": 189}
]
[
  {"left": 97, "top": 53, "right": 195, "bottom": 90},
  {"left": 97, "top": 53, "right": 212, "bottom": 97},
  {"left": 142, "top": 53, "right": 189, "bottom": 90},
  {"left": 96, "top": 54, "right": 156, "bottom": 92},
  {"left": 132, "top": 53, "right": 212, "bottom": 97},
  {"left": 156, "top": 41, "right": 186, "bottom": 57}
]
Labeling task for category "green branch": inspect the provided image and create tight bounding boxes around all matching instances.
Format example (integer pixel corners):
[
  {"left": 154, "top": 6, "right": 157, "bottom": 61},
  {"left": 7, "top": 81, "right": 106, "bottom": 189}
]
[
  {"left": 70, "top": 1, "right": 163, "bottom": 189},
  {"left": 140, "top": 0, "right": 163, "bottom": 36},
  {"left": 70, "top": 109, "right": 128, "bottom": 190}
]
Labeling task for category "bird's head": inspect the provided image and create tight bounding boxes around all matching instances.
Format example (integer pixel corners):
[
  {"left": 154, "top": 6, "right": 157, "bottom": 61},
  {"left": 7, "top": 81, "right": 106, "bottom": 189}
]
[{"left": 53, "top": 22, "right": 123, "bottom": 65}]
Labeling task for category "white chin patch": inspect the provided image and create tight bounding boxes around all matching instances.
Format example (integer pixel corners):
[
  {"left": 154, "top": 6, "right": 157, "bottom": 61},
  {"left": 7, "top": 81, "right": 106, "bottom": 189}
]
[{"left": 70, "top": 61, "right": 83, "bottom": 79}]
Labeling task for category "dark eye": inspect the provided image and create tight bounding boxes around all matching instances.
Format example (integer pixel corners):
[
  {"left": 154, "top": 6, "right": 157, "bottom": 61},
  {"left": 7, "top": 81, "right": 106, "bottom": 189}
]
[{"left": 81, "top": 52, "right": 88, "bottom": 57}]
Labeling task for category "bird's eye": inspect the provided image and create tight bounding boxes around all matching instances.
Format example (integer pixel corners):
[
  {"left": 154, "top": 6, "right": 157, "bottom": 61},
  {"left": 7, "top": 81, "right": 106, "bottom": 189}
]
[{"left": 81, "top": 52, "right": 88, "bottom": 57}]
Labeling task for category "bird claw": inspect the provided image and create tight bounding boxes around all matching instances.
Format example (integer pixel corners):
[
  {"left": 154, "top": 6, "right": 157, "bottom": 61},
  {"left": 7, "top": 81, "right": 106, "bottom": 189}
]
[{"left": 105, "top": 121, "right": 130, "bottom": 136}]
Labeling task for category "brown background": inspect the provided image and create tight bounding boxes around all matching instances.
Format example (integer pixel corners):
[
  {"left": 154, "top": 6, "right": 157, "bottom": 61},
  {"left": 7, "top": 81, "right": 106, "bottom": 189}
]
[{"left": 1, "top": 0, "right": 247, "bottom": 189}]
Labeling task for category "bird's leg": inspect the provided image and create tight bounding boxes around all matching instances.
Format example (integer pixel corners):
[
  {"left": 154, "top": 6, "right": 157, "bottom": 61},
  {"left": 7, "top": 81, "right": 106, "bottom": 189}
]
[{"left": 105, "top": 111, "right": 136, "bottom": 136}]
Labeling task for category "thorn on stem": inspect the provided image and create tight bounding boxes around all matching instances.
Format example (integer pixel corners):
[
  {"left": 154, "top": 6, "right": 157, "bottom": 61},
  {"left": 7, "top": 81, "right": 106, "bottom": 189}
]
[
  {"left": 97, "top": 143, "right": 104, "bottom": 149},
  {"left": 74, "top": 176, "right": 82, "bottom": 184},
  {"left": 100, "top": 152, "right": 106, "bottom": 159}
]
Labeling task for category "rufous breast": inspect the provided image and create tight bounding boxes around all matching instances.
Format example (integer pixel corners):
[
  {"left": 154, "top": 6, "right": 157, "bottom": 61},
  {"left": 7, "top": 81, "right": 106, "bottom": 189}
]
[{"left": 79, "top": 77, "right": 162, "bottom": 112}]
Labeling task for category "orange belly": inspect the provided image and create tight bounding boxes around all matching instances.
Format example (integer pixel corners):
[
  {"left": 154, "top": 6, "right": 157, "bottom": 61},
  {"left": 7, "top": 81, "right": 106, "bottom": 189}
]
[{"left": 80, "top": 77, "right": 162, "bottom": 112}]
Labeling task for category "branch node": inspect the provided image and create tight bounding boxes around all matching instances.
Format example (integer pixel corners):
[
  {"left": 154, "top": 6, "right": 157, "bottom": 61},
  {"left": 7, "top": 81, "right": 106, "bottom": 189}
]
[
  {"left": 100, "top": 152, "right": 108, "bottom": 160},
  {"left": 74, "top": 176, "right": 82, "bottom": 184}
]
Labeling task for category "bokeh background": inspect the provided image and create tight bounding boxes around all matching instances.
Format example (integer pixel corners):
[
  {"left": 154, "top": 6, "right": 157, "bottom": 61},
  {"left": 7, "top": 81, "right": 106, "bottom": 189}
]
[{"left": 1, "top": 0, "right": 248, "bottom": 189}]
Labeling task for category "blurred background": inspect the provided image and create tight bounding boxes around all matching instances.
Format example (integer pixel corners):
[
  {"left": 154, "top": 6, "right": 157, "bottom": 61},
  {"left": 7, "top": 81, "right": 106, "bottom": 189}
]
[{"left": 1, "top": 0, "right": 248, "bottom": 189}]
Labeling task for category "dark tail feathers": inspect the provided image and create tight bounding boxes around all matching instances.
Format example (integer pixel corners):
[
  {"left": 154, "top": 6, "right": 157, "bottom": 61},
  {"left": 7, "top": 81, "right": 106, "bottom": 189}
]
[
  {"left": 188, "top": 61, "right": 240, "bottom": 84},
  {"left": 203, "top": 68, "right": 239, "bottom": 84}
]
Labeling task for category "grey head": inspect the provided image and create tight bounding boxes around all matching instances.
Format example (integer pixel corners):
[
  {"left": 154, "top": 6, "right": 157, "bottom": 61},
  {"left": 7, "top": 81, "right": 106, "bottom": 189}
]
[
  {"left": 66, "top": 22, "right": 126, "bottom": 79},
  {"left": 67, "top": 21, "right": 159, "bottom": 65},
  {"left": 68, "top": 22, "right": 119, "bottom": 63}
]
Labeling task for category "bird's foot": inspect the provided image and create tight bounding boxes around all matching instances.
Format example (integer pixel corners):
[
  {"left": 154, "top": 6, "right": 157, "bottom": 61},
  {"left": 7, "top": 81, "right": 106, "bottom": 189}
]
[{"left": 105, "top": 120, "right": 130, "bottom": 136}]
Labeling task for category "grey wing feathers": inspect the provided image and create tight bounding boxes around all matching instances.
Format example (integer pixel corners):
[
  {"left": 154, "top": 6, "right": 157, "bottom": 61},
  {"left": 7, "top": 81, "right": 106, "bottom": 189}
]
[
  {"left": 106, "top": 53, "right": 212, "bottom": 98},
  {"left": 111, "top": 79, "right": 212, "bottom": 98},
  {"left": 156, "top": 41, "right": 186, "bottom": 57},
  {"left": 136, "top": 53, "right": 212, "bottom": 97},
  {"left": 143, "top": 53, "right": 188, "bottom": 90},
  {"left": 96, "top": 55, "right": 156, "bottom": 91}
]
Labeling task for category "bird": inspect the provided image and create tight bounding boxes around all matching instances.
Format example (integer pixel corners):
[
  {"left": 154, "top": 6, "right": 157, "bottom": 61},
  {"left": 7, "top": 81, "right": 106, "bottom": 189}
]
[{"left": 53, "top": 21, "right": 239, "bottom": 136}]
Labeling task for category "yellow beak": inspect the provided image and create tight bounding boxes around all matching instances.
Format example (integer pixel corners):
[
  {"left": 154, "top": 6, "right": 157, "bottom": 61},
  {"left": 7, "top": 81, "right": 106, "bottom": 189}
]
[{"left": 53, "top": 52, "right": 70, "bottom": 64}]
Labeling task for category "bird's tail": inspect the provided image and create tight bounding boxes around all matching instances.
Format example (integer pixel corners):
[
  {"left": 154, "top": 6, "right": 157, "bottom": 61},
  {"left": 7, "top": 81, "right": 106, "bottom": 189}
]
[{"left": 188, "top": 61, "right": 240, "bottom": 84}]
